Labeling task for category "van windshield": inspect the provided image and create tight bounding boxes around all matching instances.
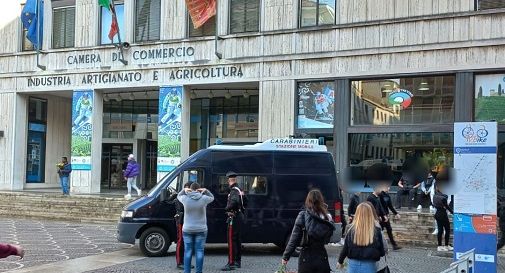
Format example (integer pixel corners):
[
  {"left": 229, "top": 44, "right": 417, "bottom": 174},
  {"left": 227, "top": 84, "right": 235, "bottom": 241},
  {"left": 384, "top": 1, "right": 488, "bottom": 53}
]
[{"left": 147, "top": 172, "right": 171, "bottom": 197}]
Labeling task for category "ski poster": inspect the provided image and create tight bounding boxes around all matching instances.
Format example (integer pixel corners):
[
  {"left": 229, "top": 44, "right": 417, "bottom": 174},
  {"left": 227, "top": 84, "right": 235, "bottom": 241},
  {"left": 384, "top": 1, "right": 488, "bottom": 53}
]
[
  {"left": 71, "top": 90, "right": 93, "bottom": 170},
  {"left": 158, "top": 86, "right": 183, "bottom": 172}
]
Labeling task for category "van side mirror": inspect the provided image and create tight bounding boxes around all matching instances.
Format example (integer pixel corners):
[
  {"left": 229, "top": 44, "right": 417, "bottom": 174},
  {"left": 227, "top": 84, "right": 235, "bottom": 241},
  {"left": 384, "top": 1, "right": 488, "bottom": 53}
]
[{"left": 160, "top": 188, "right": 168, "bottom": 202}]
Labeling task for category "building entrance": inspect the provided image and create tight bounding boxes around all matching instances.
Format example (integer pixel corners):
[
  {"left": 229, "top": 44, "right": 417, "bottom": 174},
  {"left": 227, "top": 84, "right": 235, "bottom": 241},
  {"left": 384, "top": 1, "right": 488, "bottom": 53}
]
[{"left": 101, "top": 143, "right": 133, "bottom": 190}]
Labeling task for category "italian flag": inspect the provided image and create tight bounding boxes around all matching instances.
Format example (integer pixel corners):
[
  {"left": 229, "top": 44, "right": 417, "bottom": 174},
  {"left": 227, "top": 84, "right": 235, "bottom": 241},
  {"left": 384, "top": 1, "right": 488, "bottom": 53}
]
[
  {"left": 99, "top": 0, "right": 119, "bottom": 42},
  {"left": 186, "top": 0, "right": 216, "bottom": 29}
]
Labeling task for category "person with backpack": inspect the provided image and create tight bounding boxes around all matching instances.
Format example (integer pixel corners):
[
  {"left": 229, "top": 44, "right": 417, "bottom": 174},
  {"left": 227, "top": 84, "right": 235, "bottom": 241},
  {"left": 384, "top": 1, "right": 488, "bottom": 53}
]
[
  {"left": 221, "top": 171, "right": 247, "bottom": 271},
  {"left": 281, "top": 189, "right": 336, "bottom": 273},
  {"left": 177, "top": 182, "right": 214, "bottom": 273},
  {"left": 337, "top": 203, "right": 386, "bottom": 273},
  {"left": 123, "top": 154, "right": 141, "bottom": 200}
]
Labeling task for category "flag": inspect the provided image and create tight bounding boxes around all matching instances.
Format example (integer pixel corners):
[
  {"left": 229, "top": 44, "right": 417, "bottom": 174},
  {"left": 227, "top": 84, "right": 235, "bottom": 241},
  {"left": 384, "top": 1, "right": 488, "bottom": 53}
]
[
  {"left": 99, "top": 0, "right": 119, "bottom": 42},
  {"left": 21, "top": 0, "right": 44, "bottom": 50},
  {"left": 186, "top": 0, "right": 216, "bottom": 29},
  {"left": 108, "top": 4, "right": 119, "bottom": 41}
]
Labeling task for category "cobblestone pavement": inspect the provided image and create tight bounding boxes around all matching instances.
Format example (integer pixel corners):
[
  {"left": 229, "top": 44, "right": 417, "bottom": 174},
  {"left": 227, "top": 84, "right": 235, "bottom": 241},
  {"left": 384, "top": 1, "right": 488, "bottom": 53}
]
[
  {"left": 85, "top": 244, "right": 460, "bottom": 273},
  {"left": 0, "top": 218, "right": 131, "bottom": 272}
]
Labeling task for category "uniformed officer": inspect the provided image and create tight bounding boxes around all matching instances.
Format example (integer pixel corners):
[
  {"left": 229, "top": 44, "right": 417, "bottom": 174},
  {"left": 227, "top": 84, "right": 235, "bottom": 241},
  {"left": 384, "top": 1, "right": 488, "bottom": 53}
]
[
  {"left": 221, "top": 171, "right": 246, "bottom": 271},
  {"left": 175, "top": 182, "right": 191, "bottom": 269}
]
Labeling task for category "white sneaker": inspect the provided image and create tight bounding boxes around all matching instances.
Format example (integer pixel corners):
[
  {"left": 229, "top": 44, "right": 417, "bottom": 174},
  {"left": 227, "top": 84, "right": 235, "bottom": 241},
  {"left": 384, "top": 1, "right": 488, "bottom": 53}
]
[
  {"left": 446, "top": 245, "right": 453, "bottom": 251},
  {"left": 432, "top": 229, "right": 438, "bottom": 235},
  {"left": 137, "top": 189, "right": 142, "bottom": 196},
  {"left": 124, "top": 194, "right": 131, "bottom": 200},
  {"left": 437, "top": 246, "right": 447, "bottom": 251},
  {"left": 430, "top": 206, "right": 436, "bottom": 213},
  {"left": 417, "top": 205, "right": 422, "bottom": 212}
]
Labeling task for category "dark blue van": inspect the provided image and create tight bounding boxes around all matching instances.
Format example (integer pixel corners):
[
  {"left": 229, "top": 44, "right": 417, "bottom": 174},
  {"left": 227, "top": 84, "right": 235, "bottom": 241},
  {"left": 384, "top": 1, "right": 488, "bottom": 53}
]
[{"left": 117, "top": 139, "right": 343, "bottom": 256}]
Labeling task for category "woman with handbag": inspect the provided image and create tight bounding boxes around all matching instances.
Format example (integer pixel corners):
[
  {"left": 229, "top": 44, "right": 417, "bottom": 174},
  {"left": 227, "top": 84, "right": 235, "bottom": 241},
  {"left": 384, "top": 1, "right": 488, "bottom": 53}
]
[
  {"left": 280, "top": 189, "right": 335, "bottom": 273},
  {"left": 337, "top": 203, "right": 386, "bottom": 273}
]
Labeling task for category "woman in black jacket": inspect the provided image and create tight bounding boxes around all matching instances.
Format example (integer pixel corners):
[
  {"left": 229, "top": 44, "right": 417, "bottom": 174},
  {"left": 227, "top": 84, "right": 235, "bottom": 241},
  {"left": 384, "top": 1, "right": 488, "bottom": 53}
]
[
  {"left": 337, "top": 203, "right": 385, "bottom": 273},
  {"left": 281, "top": 189, "right": 335, "bottom": 273}
]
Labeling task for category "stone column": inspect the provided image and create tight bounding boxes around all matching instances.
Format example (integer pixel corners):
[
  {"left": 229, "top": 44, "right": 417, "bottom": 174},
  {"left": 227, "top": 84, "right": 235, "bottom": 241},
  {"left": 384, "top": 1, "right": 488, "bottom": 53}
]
[
  {"left": 70, "top": 90, "right": 102, "bottom": 194},
  {"left": 11, "top": 93, "right": 28, "bottom": 190}
]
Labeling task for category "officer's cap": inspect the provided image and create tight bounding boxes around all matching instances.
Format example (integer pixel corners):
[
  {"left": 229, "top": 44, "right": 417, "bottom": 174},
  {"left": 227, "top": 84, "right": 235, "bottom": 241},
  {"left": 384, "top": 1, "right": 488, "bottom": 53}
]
[{"left": 226, "top": 171, "right": 238, "bottom": 178}]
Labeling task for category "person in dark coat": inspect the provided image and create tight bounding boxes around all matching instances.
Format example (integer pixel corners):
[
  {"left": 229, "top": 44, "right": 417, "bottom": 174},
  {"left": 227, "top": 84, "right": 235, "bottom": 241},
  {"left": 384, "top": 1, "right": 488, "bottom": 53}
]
[
  {"left": 282, "top": 189, "right": 335, "bottom": 273},
  {"left": 433, "top": 184, "right": 454, "bottom": 252},
  {"left": 348, "top": 192, "right": 360, "bottom": 224},
  {"left": 379, "top": 187, "right": 401, "bottom": 250},
  {"left": 0, "top": 243, "right": 23, "bottom": 259},
  {"left": 498, "top": 200, "right": 505, "bottom": 250},
  {"left": 337, "top": 203, "right": 386, "bottom": 273},
  {"left": 175, "top": 182, "right": 192, "bottom": 269},
  {"left": 221, "top": 171, "right": 246, "bottom": 271}
]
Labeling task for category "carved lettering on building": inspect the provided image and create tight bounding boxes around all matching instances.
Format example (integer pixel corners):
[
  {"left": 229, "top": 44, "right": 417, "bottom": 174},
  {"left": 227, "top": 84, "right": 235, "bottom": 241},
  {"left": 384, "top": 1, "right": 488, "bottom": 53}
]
[
  {"left": 168, "top": 66, "right": 243, "bottom": 80},
  {"left": 67, "top": 53, "right": 102, "bottom": 65},
  {"left": 81, "top": 72, "right": 142, "bottom": 84},
  {"left": 27, "top": 76, "right": 72, "bottom": 87},
  {"left": 131, "top": 46, "right": 195, "bottom": 61}
]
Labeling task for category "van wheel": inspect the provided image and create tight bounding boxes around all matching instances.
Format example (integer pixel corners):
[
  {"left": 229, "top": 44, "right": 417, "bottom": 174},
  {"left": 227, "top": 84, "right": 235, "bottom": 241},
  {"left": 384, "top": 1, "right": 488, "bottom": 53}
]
[{"left": 139, "top": 227, "right": 170, "bottom": 257}]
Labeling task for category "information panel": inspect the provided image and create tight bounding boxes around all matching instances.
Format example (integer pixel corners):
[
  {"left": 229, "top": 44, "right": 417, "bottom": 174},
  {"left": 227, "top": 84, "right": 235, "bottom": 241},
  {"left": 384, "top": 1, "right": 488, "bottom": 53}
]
[
  {"left": 157, "top": 86, "right": 182, "bottom": 172},
  {"left": 453, "top": 122, "right": 497, "bottom": 273}
]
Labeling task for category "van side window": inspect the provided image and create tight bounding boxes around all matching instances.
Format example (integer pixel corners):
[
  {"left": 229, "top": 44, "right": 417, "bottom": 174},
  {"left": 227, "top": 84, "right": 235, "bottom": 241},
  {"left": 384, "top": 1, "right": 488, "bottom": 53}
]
[
  {"left": 181, "top": 170, "right": 204, "bottom": 188},
  {"left": 212, "top": 151, "right": 273, "bottom": 174},
  {"left": 218, "top": 175, "right": 268, "bottom": 195},
  {"left": 275, "top": 153, "right": 332, "bottom": 175}
]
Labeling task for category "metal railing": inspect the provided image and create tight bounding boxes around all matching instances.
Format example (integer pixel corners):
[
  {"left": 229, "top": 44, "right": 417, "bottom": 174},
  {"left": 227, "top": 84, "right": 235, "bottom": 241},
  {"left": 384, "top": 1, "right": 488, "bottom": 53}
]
[{"left": 439, "top": 249, "right": 475, "bottom": 273}]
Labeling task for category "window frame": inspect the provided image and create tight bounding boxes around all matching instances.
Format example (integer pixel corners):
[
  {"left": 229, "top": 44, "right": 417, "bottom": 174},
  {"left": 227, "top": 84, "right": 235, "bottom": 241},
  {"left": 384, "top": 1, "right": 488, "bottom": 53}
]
[
  {"left": 298, "top": 0, "right": 337, "bottom": 28},
  {"left": 294, "top": 80, "right": 337, "bottom": 133},
  {"left": 228, "top": 0, "right": 261, "bottom": 34},
  {"left": 134, "top": 0, "right": 161, "bottom": 43},
  {"left": 475, "top": 0, "right": 505, "bottom": 11},
  {"left": 51, "top": 5, "right": 76, "bottom": 49},
  {"left": 99, "top": 1, "right": 124, "bottom": 45},
  {"left": 186, "top": 13, "right": 216, "bottom": 38}
]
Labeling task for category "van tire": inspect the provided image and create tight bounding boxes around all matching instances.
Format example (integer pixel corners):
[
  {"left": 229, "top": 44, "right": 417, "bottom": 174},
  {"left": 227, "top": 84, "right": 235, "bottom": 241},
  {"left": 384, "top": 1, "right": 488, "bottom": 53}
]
[{"left": 139, "top": 227, "right": 170, "bottom": 257}]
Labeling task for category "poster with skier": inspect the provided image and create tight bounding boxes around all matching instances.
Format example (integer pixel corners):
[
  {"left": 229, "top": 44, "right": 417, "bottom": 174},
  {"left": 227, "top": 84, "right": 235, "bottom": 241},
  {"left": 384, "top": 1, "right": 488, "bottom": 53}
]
[
  {"left": 71, "top": 90, "right": 93, "bottom": 170},
  {"left": 297, "top": 81, "right": 335, "bottom": 129},
  {"left": 158, "top": 86, "right": 183, "bottom": 172}
]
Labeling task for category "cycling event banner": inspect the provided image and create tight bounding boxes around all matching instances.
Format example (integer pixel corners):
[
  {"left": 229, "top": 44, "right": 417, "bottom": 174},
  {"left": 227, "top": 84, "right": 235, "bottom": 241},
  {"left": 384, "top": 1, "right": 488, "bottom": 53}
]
[
  {"left": 71, "top": 90, "right": 93, "bottom": 170},
  {"left": 158, "top": 86, "right": 182, "bottom": 172},
  {"left": 453, "top": 122, "right": 497, "bottom": 273}
]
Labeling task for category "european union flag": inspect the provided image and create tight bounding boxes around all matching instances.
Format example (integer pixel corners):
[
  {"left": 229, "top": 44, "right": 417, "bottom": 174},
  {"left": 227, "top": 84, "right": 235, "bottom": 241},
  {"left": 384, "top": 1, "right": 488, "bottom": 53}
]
[{"left": 21, "top": 0, "right": 44, "bottom": 50}]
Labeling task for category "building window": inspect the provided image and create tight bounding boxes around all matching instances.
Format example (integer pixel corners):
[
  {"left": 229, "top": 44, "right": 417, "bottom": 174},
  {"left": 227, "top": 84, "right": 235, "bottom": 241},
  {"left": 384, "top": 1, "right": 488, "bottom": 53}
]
[
  {"left": 477, "top": 0, "right": 505, "bottom": 10},
  {"left": 475, "top": 74, "right": 505, "bottom": 124},
  {"left": 188, "top": 15, "right": 216, "bottom": 37},
  {"left": 135, "top": 0, "right": 161, "bottom": 42},
  {"left": 21, "top": 28, "right": 35, "bottom": 51},
  {"left": 348, "top": 133, "right": 454, "bottom": 186},
  {"left": 351, "top": 76, "right": 455, "bottom": 126},
  {"left": 100, "top": 2, "right": 125, "bottom": 45},
  {"left": 299, "top": 0, "right": 336, "bottom": 27},
  {"left": 229, "top": 0, "right": 260, "bottom": 34},
  {"left": 52, "top": 3, "right": 75, "bottom": 49},
  {"left": 296, "top": 81, "right": 335, "bottom": 129}
]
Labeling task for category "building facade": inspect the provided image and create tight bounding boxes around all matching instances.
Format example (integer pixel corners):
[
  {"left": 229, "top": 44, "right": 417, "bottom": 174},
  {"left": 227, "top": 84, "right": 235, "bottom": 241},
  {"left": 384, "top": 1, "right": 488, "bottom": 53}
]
[{"left": 1, "top": 0, "right": 505, "bottom": 193}]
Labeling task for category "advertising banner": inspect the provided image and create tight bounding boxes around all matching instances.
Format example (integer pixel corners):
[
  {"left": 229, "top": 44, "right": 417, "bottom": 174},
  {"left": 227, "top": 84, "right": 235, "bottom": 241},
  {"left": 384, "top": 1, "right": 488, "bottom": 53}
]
[
  {"left": 297, "top": 82, "right": 335, "bottom": 129},
  {"left": 157, "top": 86, "right": 182, "bottom": 172},
  {"left": 453, "top": 122, "right": 497, "bottom": 273},
  {"left": 71, "top": 90, "right": 93, "bottom": 170}
]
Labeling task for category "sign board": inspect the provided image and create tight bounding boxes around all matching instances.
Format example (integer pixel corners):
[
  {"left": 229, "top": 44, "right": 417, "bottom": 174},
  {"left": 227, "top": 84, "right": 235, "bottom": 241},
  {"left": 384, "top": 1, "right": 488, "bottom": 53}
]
[
  {"left": 157, "top": 86, "right": 183, "bottom": 172},
  {"left": 71, "top": 90, "right": 93, "bottom": 170},
  {"left": 209, "top": 138, "right": 327, "bottom": 152},
  {"left": 453, "top": 122, "right": 497, "bottom": 273}
]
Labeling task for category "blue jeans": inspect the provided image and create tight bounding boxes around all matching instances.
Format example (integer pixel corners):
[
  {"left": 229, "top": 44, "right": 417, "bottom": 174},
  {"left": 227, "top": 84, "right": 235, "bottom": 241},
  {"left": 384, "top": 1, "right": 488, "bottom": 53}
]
[
  {"left": 183, "top": 231, "right": 207, "bottom": 273},
  {"left": 60, "top": 176, "right": 69, "bottom": 194},
  {"left": 348, "top": 259, "right": 377, "bottom": 273}
]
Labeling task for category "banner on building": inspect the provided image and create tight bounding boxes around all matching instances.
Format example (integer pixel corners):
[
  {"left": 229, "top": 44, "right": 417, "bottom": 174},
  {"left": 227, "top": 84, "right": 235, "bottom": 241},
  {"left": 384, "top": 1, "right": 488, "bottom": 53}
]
[
  {"left": 71, "top": 90, "right": 93, "bottom": 170},
  {"left": 185, "top": 0, "right": 216, "bottom": 29},
  {"left": 158, "top": 86, "right": 182, "bottom": 172},
  {"left": 297, "top": 81, "right": 334, "bottom": 129},
  {"left": 453, "top": 122, "right": 497, "bottom": 273}
]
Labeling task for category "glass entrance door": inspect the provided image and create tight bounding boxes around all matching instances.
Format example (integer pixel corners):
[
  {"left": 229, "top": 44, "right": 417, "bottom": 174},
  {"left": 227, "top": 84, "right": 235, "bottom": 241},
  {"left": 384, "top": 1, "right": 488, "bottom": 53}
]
[
  {"left": 145, "top": 141, "right": 158, "bottom": 189},
  {"left": 101, "top": 143, "right": 133, "bottom": 189},
  {"left": 26, "top": 126, "right": 46, "bottom": 183}
]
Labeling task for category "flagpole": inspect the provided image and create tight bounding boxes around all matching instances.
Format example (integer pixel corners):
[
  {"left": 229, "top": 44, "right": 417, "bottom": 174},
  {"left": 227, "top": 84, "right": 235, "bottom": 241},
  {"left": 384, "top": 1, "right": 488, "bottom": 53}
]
[
  {"left": 36, "top": 0, "right": 46, "bottom": 70},
  {"left": 111, "top": 0, "right": 127, "bottom": 65},
  {"left": 214, "top": 0, "right": 222, "bottom": 59}
]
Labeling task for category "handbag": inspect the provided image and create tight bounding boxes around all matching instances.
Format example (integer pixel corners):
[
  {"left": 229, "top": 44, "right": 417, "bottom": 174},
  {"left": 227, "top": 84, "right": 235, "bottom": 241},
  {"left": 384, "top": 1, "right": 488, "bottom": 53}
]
[
  {"left": 300, "top": 226, "right": 309, "bottom": 246},
  {"left": 377, "top": 256, "right": 391, "bottom": 273}
]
